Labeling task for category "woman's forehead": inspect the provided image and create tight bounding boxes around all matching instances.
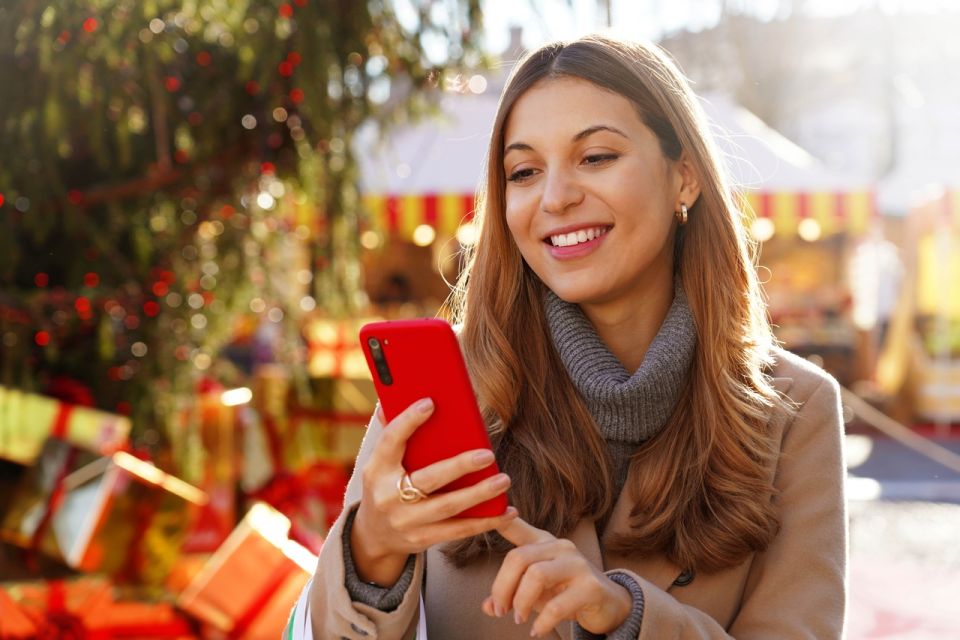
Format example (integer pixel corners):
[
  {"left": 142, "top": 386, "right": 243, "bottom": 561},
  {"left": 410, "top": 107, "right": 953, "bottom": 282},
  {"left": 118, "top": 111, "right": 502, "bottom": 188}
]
[{"left": 503, "top": 77, "right": 644, "bottom": 144}]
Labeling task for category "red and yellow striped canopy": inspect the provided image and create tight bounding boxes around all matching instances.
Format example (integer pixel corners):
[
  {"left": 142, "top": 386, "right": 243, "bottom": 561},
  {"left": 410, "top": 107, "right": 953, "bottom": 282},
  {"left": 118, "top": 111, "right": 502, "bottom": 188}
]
[
  {"left": 361, "top": 189, "right": 878, "bottom": 242},
  {"left": 741, "top": 190, "right": 877, "bottom": 236}
]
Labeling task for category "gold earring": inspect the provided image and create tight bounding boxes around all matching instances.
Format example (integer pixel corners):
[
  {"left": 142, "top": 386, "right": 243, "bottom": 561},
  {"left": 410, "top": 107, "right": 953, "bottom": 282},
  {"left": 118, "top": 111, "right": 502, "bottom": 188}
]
[{"left": 675, "top": 203, "right": 688, "bottom": 226}]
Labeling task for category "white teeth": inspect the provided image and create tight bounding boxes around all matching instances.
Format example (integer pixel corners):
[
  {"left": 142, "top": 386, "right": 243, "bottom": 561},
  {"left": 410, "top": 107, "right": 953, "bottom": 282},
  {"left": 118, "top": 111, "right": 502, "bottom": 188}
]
[{"left": 550, "top": 226, "right": 607, "bottom": 247}]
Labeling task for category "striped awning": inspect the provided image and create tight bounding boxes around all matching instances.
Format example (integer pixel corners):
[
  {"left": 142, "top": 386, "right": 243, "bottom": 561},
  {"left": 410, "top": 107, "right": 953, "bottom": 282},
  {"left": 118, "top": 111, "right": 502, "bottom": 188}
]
[
  {"left": 362, "top": 193, "right": 476, "bottom": 239},
  {"left": 361, "top": 189, "right": 878, "bottom": 242},
  {"left": 740, "top": 190, "right": 877, "bottom": 237}
]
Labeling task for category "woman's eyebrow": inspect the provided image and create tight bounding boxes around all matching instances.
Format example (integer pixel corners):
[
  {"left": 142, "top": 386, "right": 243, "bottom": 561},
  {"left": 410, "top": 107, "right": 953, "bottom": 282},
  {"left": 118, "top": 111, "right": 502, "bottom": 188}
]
[
  {"left": 573, "top": 124, "right": 628, "bottom": 141},
  {"left": 504, "top": 124, "right": 629, "bottom": 157}
]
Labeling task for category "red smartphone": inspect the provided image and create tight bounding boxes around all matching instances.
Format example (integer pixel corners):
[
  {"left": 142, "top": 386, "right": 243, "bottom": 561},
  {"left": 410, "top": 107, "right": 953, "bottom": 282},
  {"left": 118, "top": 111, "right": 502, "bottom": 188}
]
[{"left": 359, "top": 318, "right": 507, "bottom": 518}]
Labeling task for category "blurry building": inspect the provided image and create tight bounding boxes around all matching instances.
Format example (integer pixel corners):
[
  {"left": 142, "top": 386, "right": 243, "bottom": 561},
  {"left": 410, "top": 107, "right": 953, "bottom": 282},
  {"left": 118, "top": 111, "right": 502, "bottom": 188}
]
[{"left": 659, "top": 8, "right": 960, "bottom": 214}]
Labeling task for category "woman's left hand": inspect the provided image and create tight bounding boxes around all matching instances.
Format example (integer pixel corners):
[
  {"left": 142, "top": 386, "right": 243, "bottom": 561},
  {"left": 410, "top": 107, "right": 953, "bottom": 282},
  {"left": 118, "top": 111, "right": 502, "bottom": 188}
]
[{"left": 482, "top": 517, "right": 633, "bottom": 637}]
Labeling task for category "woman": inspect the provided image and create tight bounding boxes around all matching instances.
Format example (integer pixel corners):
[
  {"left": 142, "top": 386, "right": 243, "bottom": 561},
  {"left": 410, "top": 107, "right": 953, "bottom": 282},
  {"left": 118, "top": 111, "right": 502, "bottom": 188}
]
[{"left": 293, "top": 34, "right": 847, "bottom": 639}]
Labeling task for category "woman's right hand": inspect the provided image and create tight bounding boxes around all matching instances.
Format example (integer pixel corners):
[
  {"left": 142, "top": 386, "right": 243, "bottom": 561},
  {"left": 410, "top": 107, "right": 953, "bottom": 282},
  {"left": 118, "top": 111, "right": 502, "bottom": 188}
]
[{"left": 350, "top": 397, "right": 517, "bottom": 587}]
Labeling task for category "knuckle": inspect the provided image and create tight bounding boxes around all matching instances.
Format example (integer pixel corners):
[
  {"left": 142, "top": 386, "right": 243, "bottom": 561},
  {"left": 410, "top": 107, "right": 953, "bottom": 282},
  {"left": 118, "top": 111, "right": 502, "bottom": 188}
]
[
  {"left": 543, "top": 600, "right": 566, "bottom": 620},
  {"left": 504, "top": 548, "right": 523, "bottom": 566},
  {"left": 557, "top": 538, "right": 576, "bottom": 553},
  {"left": 526, "top": 564, "right": 546, "bottom": 585},
  {"left": 407, "top": 531, "right": 426, "bottom": 548}
]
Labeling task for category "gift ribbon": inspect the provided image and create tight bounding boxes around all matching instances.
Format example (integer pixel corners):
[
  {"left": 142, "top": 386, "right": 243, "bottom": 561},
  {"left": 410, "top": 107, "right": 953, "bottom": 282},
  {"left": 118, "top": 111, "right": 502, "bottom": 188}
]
[
  {"left": 115, "top": 489, "right": 161, "bottom": 585},
  {"left": 51, "top": 402, "right": 75, "bottom": 439},
  {"left": 27, "top": 444, "right": 79, "bottom": 569},
  {"left": 261, "top": 415, "right": 285, "bottom": 471}
]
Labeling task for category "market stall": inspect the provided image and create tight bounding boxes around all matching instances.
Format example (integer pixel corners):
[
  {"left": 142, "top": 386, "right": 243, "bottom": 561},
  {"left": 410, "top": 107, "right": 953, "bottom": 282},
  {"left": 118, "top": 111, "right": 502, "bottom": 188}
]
[
  {"left": 701, "top": 95, "right": 879, "bottom": 385},
  {"left": 876, "top": 189, "right": 960, "bottom": 425}
]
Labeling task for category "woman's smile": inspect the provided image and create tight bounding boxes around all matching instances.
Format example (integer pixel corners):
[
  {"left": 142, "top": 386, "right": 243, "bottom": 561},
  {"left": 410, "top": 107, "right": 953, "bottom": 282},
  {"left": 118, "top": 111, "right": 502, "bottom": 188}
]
[{"left": 503, "top": 76, "right": 683, "bottom": 316}]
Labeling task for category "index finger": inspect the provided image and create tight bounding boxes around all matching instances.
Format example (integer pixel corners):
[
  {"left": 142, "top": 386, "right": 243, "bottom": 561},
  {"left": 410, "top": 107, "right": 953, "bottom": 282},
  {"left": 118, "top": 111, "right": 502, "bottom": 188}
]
[
  {"left": 370, "top": 397, "right": 435, "bottom": 467},
  {"left": 497, "top": 516, "right": 554, "bottom": 546}
]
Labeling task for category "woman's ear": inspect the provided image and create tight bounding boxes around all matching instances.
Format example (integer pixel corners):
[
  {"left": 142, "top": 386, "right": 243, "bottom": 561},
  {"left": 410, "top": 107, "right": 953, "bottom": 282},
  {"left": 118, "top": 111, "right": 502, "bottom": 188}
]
[{"left": 674, "top": 153, "right": 701, "bottom": 210}]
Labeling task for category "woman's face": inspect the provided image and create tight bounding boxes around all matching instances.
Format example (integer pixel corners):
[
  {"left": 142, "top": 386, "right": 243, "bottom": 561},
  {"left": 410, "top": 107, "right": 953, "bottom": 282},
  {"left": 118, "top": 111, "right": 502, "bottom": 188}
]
[{"left": 502, "top": 76, "right": 687, "bottom": 313}]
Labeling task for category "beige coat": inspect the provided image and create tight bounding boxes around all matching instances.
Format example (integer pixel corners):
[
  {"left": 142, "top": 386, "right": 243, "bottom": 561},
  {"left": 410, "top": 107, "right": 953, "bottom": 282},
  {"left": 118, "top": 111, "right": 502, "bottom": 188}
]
[{"left": 308, "top": 349, "right": 847, "bottom": 639}]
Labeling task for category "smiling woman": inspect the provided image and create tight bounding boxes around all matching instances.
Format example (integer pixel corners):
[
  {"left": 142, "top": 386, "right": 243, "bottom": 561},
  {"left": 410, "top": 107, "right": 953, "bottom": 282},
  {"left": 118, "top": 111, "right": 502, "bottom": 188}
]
[{"left": 297, "top": 34, "right": 847, "bottom": 640}]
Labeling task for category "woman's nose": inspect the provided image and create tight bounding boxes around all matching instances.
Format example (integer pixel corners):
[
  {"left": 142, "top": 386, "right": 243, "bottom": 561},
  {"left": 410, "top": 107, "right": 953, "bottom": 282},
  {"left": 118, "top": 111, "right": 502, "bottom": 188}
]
[{"left": 539, "top": 168, "right": 584, "bottom": 215}]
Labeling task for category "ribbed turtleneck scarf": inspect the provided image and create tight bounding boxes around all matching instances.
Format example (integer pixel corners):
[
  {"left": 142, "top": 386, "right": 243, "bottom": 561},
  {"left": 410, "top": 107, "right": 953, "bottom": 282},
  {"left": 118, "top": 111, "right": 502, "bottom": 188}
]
[{"left": 543, "top": 286, "right": 697, "bottom": 492}]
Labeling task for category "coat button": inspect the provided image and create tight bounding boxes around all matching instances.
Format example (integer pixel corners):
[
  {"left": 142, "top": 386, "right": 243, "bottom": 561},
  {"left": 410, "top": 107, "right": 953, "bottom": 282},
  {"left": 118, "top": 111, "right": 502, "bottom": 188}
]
[{"left": 673, "top": 569, "right": 695, "bottom": 587}]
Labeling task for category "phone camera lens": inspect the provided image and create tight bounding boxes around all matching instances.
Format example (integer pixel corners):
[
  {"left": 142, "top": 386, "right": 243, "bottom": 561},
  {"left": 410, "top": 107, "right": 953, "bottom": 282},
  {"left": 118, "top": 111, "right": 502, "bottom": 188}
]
[{"left": 368, "top": 337, "right": 381, "bottom": 351}]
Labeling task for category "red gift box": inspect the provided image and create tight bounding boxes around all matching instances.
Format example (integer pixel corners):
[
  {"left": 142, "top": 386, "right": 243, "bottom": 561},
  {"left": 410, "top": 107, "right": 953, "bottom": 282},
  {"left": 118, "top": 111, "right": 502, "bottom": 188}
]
[
  {"left": 178, "top": 503, "right": 315, "bottom": 640},
  {"left": 3, "top": 577, "right": 195, "bottom": 639}
]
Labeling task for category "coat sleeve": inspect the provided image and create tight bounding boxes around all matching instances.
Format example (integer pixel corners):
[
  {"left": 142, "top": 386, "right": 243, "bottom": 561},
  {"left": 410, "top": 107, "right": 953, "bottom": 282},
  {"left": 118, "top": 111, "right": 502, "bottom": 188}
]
[
  {"left": 627, "top": 374, "right": 848, "bottom": 639},
  {"left": 306, "top": 408, "right": 424, "bottom": 640}
]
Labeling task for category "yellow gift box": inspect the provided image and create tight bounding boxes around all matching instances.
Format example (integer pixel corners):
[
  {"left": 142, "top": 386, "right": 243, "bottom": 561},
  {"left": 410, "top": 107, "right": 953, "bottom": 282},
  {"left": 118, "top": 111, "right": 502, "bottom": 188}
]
[{"left": 0, "top": 385, "right": 130, "bottom": 464}]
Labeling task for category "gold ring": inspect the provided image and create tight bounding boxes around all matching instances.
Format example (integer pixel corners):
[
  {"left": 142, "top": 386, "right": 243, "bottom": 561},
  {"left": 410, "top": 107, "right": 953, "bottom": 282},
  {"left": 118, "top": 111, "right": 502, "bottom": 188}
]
[{"left": 397, "top": 473, "right": 428, "bottom": 503}]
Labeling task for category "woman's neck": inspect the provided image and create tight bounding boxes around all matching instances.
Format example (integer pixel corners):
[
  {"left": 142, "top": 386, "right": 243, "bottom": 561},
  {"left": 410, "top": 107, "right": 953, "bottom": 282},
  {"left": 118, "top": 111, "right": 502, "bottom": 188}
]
[{"left": 579, "top": 278, "right": 675, "bottom": 373}]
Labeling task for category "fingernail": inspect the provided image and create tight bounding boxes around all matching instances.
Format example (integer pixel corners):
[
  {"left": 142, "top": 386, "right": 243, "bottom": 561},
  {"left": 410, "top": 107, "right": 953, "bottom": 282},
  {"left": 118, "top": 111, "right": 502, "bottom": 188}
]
[
  {"left": 530, "top": 629, "right": 539, "bottom": 638},
  {"left": 490, "top": 474, "right": 510, "bottom": 490},
  {"left": 514, "top": 611, "right": 523, "bottom": 625},
  {"left": 494, "top": 603, "right": 504, "bottom": 617},
  {"left": 417, "top": 398, "right": 434, "bottom": 413},
  {"left": 472, "top": 450, "right": 495, "bottom": 465}
]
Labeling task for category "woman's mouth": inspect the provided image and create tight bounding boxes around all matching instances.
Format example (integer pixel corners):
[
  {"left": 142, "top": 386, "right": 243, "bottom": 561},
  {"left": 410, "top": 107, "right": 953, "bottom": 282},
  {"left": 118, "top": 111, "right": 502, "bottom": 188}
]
[{"left": 546, "top": 225, "right": 610, "bottom": 247}]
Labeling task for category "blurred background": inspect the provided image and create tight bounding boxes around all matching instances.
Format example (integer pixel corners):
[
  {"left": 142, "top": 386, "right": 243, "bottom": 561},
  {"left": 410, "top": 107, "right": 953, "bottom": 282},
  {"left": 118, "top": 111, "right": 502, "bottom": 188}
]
[{"left": 1, "top": 1, "right": 958, "bottom": 638}]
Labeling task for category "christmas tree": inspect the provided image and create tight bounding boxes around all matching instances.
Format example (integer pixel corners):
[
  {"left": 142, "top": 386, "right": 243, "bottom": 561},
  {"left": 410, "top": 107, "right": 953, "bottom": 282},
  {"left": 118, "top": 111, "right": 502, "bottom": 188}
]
[{"left": 0, "top": 0, "right": 483, "bottom": 449}]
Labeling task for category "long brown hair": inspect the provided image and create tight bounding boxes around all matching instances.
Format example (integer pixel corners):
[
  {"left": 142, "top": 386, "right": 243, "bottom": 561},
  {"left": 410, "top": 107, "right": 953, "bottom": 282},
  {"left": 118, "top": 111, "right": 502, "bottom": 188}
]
[{"left": 443, "top": 35, "right": 782, "bottom": 573}]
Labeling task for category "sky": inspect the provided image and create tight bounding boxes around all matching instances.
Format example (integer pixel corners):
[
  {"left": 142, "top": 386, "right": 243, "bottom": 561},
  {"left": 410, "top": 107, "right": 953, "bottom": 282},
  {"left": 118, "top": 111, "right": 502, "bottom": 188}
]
[{"left": 480, "top": 0, "right": 960, "bottom": 52}]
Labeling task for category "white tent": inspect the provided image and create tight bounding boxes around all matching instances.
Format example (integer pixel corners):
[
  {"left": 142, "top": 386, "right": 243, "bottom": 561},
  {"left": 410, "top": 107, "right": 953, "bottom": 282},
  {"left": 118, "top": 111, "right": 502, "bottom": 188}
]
[{"left": 355, "top": 87, "right": 876, "bottom": 241}]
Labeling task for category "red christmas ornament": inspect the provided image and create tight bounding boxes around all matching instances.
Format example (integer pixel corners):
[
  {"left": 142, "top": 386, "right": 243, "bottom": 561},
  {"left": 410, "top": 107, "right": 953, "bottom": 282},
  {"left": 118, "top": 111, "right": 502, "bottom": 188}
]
[
  {"left": 161, "top": 270, "right": 176, "bottom": 284},
  {"left": 115, "top": 401, "right": 132, "bottom": 415},
  {"left": 0, "top": 193, "right": 4, "bottom": 206},
  {"left": 279, "top": 3, "right": 294, "bottom": 17},
  {"left": 278, "top": 61, "right": 294, "bottom": 77},
  {"left": 84, "top": 272, "right": 99, "bottom": 287},
  {"left": 82, "top": 18, "right": 98, "bottom": 33},
  {"left": 35, "top": 331, "right": 50, "bottom": 346},
  {"left": 74, "top": 297, "right": 91, "bottom": 313},
  {"left": 165, "top": 76, "right": 181, "bottom": 92},
  {"left": 57, "top": 30, "right": 72, "bottom": 45},
  {"left": 196, "top": 51, "right": 212, "bottom": 66},
  {"left": 67, "top": 190, "right": 84, "bottom": 205},
  {"left": 287, "top": 51, "right": 302, "bottom": 66},
  {"left": 289, "top": 88, "right": 304, "bottom": 104},
  {"left": 294, "top": 0, "right": 307, "bottom": 6},
  {"left": 220, "top": 204, "right": 236, "bottom": 219},
  {"left": 34, "top": 273, "right": 49, "bottom": 287},
  {"left": 260, "top": 162, "right": 276, "bottom": 174},
  {"left": 245, "top": 80, "right": 260, "bottom": 95},
  {"left": 143, "top": 301, "right": 160, "bottom": 317},
  {"left": 152, "top": 281, "right": 169, "bottom": 297}
]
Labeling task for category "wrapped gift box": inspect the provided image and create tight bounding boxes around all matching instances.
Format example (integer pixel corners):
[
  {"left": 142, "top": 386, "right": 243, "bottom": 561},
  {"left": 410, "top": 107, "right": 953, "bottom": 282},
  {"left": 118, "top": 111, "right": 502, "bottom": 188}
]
[
  {"left": 3, "top": 576, "right": 195, "bottom": 638},
  {"left": 178, "top": 503, "right": 316, "bottom": 640},
  {"left": 0, "top": 385, "right": 130, "bottom": 465},
  {"left": 0, "top": 438, "right": 207, "bottom": 587}
]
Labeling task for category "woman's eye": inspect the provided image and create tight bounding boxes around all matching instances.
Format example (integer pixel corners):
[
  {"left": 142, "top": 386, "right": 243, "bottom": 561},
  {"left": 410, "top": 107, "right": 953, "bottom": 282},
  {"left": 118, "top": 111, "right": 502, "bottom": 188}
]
[
  {"left": 583, "top": 153, "right": 618, "bottom": 166},
  {"left": 507, "top": 168, "right": 537, "bottom": 183}
]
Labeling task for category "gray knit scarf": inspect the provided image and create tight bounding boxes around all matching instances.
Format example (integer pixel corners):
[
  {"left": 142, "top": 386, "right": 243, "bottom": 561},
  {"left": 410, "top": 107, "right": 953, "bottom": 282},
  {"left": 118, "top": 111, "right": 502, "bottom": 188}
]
[{"left": 543, "top": 287, "right": 697, "bottom": 490}]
